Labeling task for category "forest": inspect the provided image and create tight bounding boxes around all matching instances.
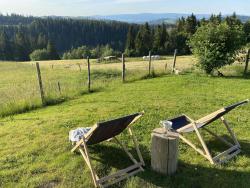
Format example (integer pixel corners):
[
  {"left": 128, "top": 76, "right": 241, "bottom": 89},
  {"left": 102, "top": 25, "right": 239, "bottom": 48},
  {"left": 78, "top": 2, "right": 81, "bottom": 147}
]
[{"left": 0, "top": 13, "right": 250, "bottom": 61}]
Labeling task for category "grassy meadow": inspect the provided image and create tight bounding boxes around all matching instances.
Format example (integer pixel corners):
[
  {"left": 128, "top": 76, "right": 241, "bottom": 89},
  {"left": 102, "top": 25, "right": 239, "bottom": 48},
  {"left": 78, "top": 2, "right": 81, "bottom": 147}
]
[
  {"left": 0, "top": 56, "right": 250, "bottom": 187},
  {"left": 0, "top": 55, "right": 195, "bottom": 117}
]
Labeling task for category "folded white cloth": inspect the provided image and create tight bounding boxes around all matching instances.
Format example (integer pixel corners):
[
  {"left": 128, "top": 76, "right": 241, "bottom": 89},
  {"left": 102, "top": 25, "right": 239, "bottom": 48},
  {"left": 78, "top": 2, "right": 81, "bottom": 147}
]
[{"left": 69, "top": 127, "right": 91, "bottom": 142}]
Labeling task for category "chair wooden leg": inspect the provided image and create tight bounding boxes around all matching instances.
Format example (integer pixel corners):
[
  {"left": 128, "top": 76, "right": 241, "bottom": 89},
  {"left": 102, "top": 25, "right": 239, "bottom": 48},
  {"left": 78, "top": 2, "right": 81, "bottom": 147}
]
[
  {"left": 192, "top": 123, "right": 214, "bottom": 164},
  {"left": 128, "top": 127, "right": 145, "bottom": 166},
  {"left": 203, "top": 127, "right": 234, "bottom": 147},
  {"left": 178, "top": 134, "right": 212, "bottom": 161},
  {"left": 81, "top": 139, "right": 99, "bottom": 187},
  {"left": 221, "top": 117, "right": 240, "bottom": 148},
  {"left": 113, "top": 137, "right": 144, "bottom": 171}
]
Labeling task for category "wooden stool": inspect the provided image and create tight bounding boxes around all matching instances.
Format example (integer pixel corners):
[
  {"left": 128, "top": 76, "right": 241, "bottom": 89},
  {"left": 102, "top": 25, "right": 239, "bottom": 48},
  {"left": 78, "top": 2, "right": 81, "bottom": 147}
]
[{"left": 151, "top": 128, "right": 179, "bottom": 175}]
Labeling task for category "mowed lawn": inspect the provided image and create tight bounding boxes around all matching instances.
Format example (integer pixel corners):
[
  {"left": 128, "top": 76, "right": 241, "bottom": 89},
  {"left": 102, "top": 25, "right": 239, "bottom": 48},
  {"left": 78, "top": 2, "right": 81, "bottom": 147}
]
[{"left": 0, "top": 74, "right": 250, "bottom": 188}]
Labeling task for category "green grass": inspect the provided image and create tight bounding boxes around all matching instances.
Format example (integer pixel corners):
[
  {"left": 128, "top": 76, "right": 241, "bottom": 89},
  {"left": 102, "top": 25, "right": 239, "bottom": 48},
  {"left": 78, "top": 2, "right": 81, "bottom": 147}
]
[
  {"left": 0, "top": 73, "right": 250, "bottom": 187},
  {"left": 0, "top": 56, "right": 194, "bottom": 117}
]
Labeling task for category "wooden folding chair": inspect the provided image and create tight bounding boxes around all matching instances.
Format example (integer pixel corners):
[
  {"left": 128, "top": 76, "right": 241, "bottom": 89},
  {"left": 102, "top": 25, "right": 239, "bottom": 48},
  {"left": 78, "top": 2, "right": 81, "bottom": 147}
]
[
  {"left": 167, "top": 99, "right": 249, "bottom": 164},
  {"left": 71, "top": 112, "right": 145, "bottom": 187}
]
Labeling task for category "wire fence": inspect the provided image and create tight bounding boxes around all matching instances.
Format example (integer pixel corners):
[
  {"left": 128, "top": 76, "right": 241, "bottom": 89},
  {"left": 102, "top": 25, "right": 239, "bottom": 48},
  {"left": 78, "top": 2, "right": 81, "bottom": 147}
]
[{"left": 0, "top": 53, "right": 201, "bottom": 117}]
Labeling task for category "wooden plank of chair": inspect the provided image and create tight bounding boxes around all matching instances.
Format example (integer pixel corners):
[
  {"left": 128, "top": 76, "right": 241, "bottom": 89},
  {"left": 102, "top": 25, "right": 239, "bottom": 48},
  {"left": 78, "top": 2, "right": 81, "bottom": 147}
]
[
  {"left": 191, "top": 122, "right": 214, "bottom": 164},
  {"left": 97, "top": 163, "right": 142, "bottom": 184},
  {"left": 221, "top": 117, "right": 241, "bottom": 148},
  {"left": 113, "top": 137, "right": 139, "bottom": 163},
  {"left": 216, "top": 149, "right": 241, "bottom": 164},
  {"left": 196, "top": 108, "right": 225, "bottom": 124},
  {"left": 71, "top": 139, "right": 84, "bottom": 152},
  {"left": 213, "top": 145, "right": 240, "bottom": 161},
  {"left": 178, "top": 134, "right": 209, "bottom": 159},
  {"left": 203, "top": 127, "right": 234, "bottom": 147},
  {"left": 177, "top": 109, "right": 225, "bottom": 133},
  {"left": 82, "top": 139, "right": 99, "bottom": 187},
  {"left": 102, "top": 168, "right": 142, "bottom": 188},
  {"left": 128, "top": 127, "right": 145, "bottom": 166},
  {"left": 71, "top": 124, "right": 98, "bottom": 153}
]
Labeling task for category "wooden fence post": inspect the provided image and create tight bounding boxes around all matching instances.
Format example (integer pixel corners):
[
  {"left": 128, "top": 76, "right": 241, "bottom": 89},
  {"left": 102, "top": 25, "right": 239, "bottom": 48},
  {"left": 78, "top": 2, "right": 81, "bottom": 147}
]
[
  {"left": 87, "top": 56, "right": 91, "bottom": 92},
  {"left": 172, "top": 49, "right": 177, "bottom": 73},
  {"left": 244, "top": 49, "right": 250, "bottom": 75},
  {"left": 78, "top": 63, "right": 82, "bottom": 72},
  {"left": 35, "top": 62, "right": 45, "bottom": 105},
  {"left": 149, "top": 51, "right": 152, "bottom": 76},
  {"left": 57, "top": 81, "right": 61, "bottom": 95},
  {"left": 122, "top": 53, "right": 125, "bottom": 82}
]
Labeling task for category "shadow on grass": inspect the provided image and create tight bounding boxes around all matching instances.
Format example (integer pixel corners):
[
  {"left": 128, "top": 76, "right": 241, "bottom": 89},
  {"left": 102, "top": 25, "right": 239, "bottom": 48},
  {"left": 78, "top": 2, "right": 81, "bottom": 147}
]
[
  {"left": 125, "top": 72, "right": 170, "bottom": 83},
  {"left": 0, "top": 88, "right": 104, "bottom": 119},
  {"left": 75, "top": 139, "right": 250, "bottom": 188}
]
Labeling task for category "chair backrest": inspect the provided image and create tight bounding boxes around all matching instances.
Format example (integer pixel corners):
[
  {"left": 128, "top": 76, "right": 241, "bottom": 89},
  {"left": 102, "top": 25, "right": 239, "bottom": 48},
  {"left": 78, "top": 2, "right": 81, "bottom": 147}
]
[
  {"left": 86, "top": 113, "right": 142, "bottom": 145},
  {"left": 177, "top": 99, "right": 249, "bottom": 133}
]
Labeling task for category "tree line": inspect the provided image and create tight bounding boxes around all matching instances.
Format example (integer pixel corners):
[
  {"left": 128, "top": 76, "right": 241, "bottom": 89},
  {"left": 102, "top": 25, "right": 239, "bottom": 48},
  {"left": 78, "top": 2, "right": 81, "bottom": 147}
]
[
  {"left": 125, "top": 13, "right": 250, "bottom": 57},
  {"left": 0, "top": 14, "right": 137, "bottom": 61},
  {"left": 0, "top": 13, "right": 250, "bottom": 61}
]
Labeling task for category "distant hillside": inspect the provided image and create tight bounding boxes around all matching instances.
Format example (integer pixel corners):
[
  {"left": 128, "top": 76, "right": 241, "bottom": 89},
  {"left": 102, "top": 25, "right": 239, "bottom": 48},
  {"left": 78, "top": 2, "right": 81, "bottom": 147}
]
[{"left": 91, "top": 13, "right": 250, "bottom": 24}]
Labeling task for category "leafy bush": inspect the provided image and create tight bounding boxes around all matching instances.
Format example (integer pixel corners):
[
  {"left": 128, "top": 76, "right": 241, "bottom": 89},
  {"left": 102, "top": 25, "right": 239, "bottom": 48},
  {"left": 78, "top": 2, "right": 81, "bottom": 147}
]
[
  {"left": 62, "top": 46, "right": 91, "bottom": 59},
  {"left": 63, "top": 45, "right": 121, "bottom": 59},
  {"left": 29, "top": 49, "right": 50, "bottom": 61},
  {"left": 188, "top": 22, "right": 245, "bottom": 74}
]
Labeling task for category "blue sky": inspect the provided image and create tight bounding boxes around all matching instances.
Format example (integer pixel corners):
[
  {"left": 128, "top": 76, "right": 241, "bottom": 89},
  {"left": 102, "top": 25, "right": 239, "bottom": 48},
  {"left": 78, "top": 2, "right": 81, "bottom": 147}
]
[{"left": 0, "top": 0, "right": 250, "bottom": 16}]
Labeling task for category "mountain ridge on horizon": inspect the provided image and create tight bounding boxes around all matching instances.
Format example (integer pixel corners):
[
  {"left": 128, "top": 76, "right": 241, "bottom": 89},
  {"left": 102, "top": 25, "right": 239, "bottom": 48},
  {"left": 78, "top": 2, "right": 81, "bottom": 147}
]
[{"left": 88, "top": 12, "right": 250, "bottom": 24}]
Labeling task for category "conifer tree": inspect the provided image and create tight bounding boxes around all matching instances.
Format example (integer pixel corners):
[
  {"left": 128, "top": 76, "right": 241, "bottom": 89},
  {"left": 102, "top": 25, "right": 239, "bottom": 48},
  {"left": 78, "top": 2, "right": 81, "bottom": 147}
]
[{"left": 47, "top": 40, "right": 60, "bottom": 60}]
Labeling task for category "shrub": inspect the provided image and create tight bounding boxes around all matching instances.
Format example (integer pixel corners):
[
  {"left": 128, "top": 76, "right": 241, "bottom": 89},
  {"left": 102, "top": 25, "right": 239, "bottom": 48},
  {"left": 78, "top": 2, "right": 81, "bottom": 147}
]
[
  {"left": 188, "top": 22, "right": 245, "bottom": 74},
  {"left": 62, "top": 46, "right": 91, "bottom": 59},
  {"left": 29, "top": 49, "right": 50, "bottom": 61}
]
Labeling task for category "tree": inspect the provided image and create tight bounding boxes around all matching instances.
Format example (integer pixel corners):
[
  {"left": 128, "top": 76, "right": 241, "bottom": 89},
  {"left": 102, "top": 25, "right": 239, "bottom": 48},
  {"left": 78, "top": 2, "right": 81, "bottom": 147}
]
[
  {"left": 0, "top": 31, "right": 12, "bottom": 60},
  {"left": 185, "top": 13, "right": 198, "bottom": 35},
  {"left": 29, "top": 48, "right": 50, "bottom": 61},
  {"left": 13, "top": 31, "right": 30, "bottom": 61},
  {"left": 135, "top": 22, "right": 152, "bottom": 55},
  {"left": 62, "top": 45, "right": 91, "bottom": 59},
  {"left": 37, "top": 34, "right": 47, "bottom": 49},
  {"left": 244, "top": 21, "right": 250, "bottom": 43},
  {"left": 209, "top": 13, "right": 222, "bottom": 25},
  {"left": 125, "top": 25, "right": 136, "bottom": 56},
  {"left": 225, "top": 12, "right": 242, "bottom": 28},
  {"left": 153, "top": 23, "right": 167, "bottom": 54},
  {"left": 47, "top": 41, "right": 60, "bottom": 60},
  {"left": 188, "top": 22, "right": 245, "bottom": 74}
]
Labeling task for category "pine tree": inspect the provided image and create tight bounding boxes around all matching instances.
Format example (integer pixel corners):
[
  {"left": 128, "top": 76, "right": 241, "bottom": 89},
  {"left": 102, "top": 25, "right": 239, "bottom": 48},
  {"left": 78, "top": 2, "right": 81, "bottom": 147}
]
[
  {"left": 47, "top": 40, "right": 60, "bottom": 60},
  {"left": 125, "top": 25, "right": 136, "bottom": 56},
  {"left": 0, "top": 31, "right": 12, "bottom": 60},
  {"left": 37, "top": 34, "right": 47, "bottom": 49},
  {"left": 14, "top": 31, "right": 30, "bottom": 61},
  {"left": 135, "top": 22, "right": 152, "bottom": 55},
  {"left": 153, "top": 25, "right": 162, "bottom": 53},
  {"left": 185, "top": 13, "right": 198, "bottom": 35}
]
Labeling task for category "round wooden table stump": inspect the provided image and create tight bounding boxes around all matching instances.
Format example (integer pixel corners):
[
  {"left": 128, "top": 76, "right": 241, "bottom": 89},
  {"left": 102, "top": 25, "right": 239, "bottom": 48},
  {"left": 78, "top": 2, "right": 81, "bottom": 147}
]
[{"left": 151, "top": 128, "right": 179, "bottom": 175}]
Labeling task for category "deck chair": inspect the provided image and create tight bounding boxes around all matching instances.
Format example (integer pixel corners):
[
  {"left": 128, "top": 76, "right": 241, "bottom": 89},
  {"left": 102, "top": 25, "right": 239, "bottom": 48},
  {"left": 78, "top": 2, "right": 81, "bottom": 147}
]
[
  {"left": 167, "top": 99, "right": 249, "bottom": 164},
  {"left": 71, "top": 112, "right": 145, "bottom": 188}
]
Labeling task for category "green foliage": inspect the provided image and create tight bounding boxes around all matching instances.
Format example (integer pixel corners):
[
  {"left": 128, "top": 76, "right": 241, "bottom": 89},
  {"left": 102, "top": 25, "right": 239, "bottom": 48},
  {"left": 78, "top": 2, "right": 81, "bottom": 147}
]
[
  {"left": 62, "top": 46, "right": 91, "bottom": 59},
  {"left": 153, "top": 24, "right": 167, "bottom": 54},
  {"left": 0, "top": 31, "right": 12, "bottom": 60},
  {"left": 125, "top": 25, "right": 136, "bottom": 56},
  {"left": 135, "top": 23, "right": 152, "bottom": 56},
  {"left": 29, "top": 48, "right": 50, "bottom": 61},
  {"left": 244, "top": 20, "right": 250, "bottom": 43},
  {"left": 47, "top": 41, "right": 60, "bottom": 60},
  {"left": 188, "top": 22, "right": 245, "bottom": 74},
  {"left": 62, "top": 45, "right": 120, "bottom": 59}
]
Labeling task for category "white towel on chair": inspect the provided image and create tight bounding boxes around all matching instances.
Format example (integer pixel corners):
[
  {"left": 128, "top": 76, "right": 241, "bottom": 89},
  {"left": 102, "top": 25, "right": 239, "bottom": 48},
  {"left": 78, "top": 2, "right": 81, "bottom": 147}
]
[{"left": 69, "top": 127, "right": 91, "bottom": 142}]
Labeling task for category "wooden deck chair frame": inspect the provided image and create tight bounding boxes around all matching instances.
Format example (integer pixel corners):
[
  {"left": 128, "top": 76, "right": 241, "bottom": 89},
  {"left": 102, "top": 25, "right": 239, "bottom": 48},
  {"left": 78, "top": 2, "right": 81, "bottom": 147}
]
[
  {"left": 71, "top": 112, "right": 145, "bottom": 188},
  {"left": 169, "top": 99, "right": 249, "bottom": 165}
]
